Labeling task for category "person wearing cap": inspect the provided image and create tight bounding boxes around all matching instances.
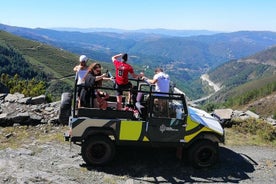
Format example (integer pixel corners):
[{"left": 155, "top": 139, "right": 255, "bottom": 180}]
[
  {"left": 112, "top": 53, "right": 142, "bottom": 110},
  {"left": 73, "top": 55, "right": 89, "bottom": 108}
]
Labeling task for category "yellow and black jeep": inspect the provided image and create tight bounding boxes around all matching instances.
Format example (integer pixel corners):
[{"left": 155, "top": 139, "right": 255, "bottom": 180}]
[{"left": 62, "top": 79, "right": 224, "bottom": 168}]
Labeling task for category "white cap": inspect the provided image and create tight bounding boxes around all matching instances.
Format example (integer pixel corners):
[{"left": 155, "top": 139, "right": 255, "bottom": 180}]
[{"left": 79, "top": 55, "right": 88, "bottom": 62}]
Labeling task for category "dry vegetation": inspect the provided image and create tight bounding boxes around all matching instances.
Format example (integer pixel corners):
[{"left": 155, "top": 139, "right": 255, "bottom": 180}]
[
  {"left": 225, "top": 118, "right": 276, "bottom": 146},
  {"left": 243, "top": 92, "right": 276, "bottom": 118},
  {"left": 0, "top": 124, "right": 67, "bottom": 150},
  {"left": 1, "top": 119, "right": 276, "bottom": 151}
]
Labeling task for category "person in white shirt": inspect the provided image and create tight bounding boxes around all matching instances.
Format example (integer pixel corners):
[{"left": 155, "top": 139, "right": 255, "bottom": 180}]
[
  {"left": 150, "top": 68, "right": 170, "bottom": 95},
  {"left": 73, "top": 55, "right": 89, "bottom": 108},
  {"left": 136, "top": 68, "right": 170, "bottom": 112}
]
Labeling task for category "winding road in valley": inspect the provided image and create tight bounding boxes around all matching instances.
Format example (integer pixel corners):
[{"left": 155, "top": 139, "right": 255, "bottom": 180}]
[
  {"left": 190, "top": 74, "right": 221, "bottom": 104},
  {"left": 200, "top": 74, "right": 221, "bottom": 92}
]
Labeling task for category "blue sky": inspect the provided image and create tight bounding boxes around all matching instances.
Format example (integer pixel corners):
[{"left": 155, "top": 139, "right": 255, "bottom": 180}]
[{"left": 0, "top": 0, "right": 276, "bottom": 32}]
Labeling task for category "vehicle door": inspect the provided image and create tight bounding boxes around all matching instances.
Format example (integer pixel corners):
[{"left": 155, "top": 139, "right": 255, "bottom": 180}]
[{"left": 147, "top": 95, "right": 187, "bottom": 142}]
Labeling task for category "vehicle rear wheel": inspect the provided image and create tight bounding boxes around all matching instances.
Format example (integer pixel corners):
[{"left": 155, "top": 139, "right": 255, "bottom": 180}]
[
  {"left": 81, "top": 135, "right": 115, "bottom": 166},
  {"left": 188, "top": 140, "right": 218, "bottom": 168},
  {"left": 58, "top": 92, "right": 72, "bottom": 125}
]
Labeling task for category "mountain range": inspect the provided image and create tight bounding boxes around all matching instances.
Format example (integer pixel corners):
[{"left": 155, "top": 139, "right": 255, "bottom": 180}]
[
  {"left": 1, "top": 23, "right": 276, "bottom": 103},
  {"left": 51, "top": 27, "right": 219, "bottom": 37}
]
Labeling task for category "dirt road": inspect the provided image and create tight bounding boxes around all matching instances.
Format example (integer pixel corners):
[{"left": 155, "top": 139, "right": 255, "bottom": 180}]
[
  {"left": 191, "top": 74, "right": 221, "bottom": 104},
  {"left": 0, "top": 126, "right": 275, "bottom": 184},
  {"left": 200, "top": 74, "right": 221, "bottom": 92}
]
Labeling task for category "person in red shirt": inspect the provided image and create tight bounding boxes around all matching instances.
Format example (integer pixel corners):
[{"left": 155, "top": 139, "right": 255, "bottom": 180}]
[{"left": 112, "top": 53, "right": 142, "bottom": 110}]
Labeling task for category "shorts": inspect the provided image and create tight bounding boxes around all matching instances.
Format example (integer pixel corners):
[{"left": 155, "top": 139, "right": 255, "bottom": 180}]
[
  {"left": 77, "top": 84, "right": 84, "bottom": 97},
  {"left": 115, "top": 82, "right": 132, "bottom": 96}
]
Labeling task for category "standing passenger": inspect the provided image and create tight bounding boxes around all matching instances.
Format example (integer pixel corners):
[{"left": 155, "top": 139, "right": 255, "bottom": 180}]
[
  {"left": 73, "top": 55, "right": 88, "bottom": 108},
  {"left": 112, "top": 53, "right": 142, "bottom": 110},
  {"left": 136, "top": 68, "right": 170, "bottom": 112}
]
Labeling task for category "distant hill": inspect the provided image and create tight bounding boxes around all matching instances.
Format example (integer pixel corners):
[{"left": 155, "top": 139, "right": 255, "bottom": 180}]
[
  {"left": 206, "top": 46, "right": 276, "bottom": 117},
  {"left": 1, "top": 26, "right": 276, "bottom": 117},
  {"left": 51, "top": 27, "right": 219, "bottom": 37},
  {"left": 0, "top": 30, "right": 89, "bottom": 99},
  {"left": 2, "top": 23, "right": 276, "bottom": 99},
  {"left": 0, "top": 30, "right": 79, "bottom": 79},
  {"left": 2, "top": 24, "right": 276, "bottom": 70},
  {"left": 209, "top": 45, "right": 276, "bottom": 92},
  {"left": 0, "top": 39, "right": 47, "bottom": 80}
]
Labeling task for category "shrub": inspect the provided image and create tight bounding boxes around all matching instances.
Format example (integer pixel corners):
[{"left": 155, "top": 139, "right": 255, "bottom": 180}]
[
  {"left": 273, "top": 112, "right": 276, "bottom": 120},
  {"left": 231, "top": 118, "right": 276, "bottom": 142}
]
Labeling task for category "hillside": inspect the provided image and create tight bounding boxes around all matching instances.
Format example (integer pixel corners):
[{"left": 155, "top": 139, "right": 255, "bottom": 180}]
[
  {"left": 208, "top": 46, "right": 276, "bottom": 96},
  {"left": 206, "top": 46, "right": 276, "bottom": 117},
  {"left": 0, "top": 30, "right": 79, "bottom": 78},
  {"left": 0, "top": 41, "right": 47, "bottom": 80},
  {"left": 0, "top": 31, "right": 90, "bottom": 99},
  {"left": 3, "top": 24, "right": 276, "bottom": 71},
  {"left": 243, "top": 91, "right": 276, "bottom": 118},
  {"left": 2, "top": 24, "right": 276, "bottom": 99}
]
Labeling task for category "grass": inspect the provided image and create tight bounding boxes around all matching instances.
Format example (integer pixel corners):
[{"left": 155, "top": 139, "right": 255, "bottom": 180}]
[
  {"left": 1, "top": 118, "right": 275, "bottom": 151},
  {"left": 0, "top": 124, "right": 68, "bottom": 150},
  {"left": 0, "top": 31, "right": 78, "bottom": 79},
  {"left": 224, "top": 118, "right": 276, "bottom": 146}
]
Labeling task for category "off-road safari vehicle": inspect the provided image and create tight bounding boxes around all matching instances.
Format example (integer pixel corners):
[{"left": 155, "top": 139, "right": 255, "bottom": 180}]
[{"left": 61, "top": 78, "right": 224, "bottom": 168}]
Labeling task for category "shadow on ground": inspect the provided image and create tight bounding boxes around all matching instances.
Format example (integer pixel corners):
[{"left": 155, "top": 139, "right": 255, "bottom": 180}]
[{"left": 81, "top": 146, "right": 256, "bottom": 183}]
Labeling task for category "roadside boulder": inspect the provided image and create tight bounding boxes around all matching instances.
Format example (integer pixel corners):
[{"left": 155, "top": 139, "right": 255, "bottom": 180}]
[{"left": 0, "top": 93, "right": 60, "bottom": 126}]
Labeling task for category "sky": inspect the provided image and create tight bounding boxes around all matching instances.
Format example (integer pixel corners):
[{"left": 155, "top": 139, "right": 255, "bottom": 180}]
[{"left": 0, "top": 0, "right": 276, "bottom": 32}]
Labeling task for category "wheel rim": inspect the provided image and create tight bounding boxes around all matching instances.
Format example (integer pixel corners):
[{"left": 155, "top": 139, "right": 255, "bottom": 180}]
[
  {"left": 89, "top": 143, "right": 107, "bottom": 160},
  {"left": 198, "top": 147, "right": 214, "bottom": 165}
]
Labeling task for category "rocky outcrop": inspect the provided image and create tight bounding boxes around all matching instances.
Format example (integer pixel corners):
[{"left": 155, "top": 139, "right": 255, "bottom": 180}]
[
  {"left": 212, "top": 108, "right": 276, "bottom": 127},
  {"left": 0, "top": 93, "right": 60, "bottom": 126}
]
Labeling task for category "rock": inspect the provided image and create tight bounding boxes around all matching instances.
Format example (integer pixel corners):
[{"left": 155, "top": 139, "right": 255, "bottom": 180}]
[
  {"left": 18, "top": 97, "right": 32, "bottom": 104},
  {"left": 30, "top": 95, "right": 46, "bottom": 104},
  {"left": 0, "top": 93, "right": 62, "bottom": 126},
  {"left": 4, "top": 93, "right": 24, "bottom": 103},
  {"left": 0, "top": 93, "right": 7, "bottom": 100},
  {"left": 266, "top": 117, "right": 276, "bottom": 126},
  {"left": 212, "top": 108, "right": 233, "bottom": 120},
  {"left": 5, "top": 133, "right": 13, "bottom": 138},
  {"left": 244, "top": 110, "right": 260, "bottom": 119},
  {"left": 212, "top": 108, "right": 233, "bottom": 128},
  {"left": 13, "top": 112, "right": 30, "bottom": 123},
  {"left": 0, "top": 113, "right": 8, "bottom": 118}
]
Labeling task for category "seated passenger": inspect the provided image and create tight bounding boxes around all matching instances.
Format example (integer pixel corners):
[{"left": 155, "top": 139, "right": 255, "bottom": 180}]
[
  {"left": 80, "top": 63, "right": 109, "bottom": 109},
  {"left": 91, "top": 63, "right": 110, "bottom": 110}
]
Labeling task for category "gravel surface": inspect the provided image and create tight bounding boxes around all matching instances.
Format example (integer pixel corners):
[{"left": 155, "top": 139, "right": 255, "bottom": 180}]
[{"left": 0, "top": 127, "right": 275, "bottom": 184}]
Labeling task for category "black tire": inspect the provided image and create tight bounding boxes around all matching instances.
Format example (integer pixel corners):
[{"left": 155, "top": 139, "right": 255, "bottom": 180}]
[
  {"left": 58, "top": 92, "right": 72, "bottom": 125},
  {"left": 188, "top": 140, "right": 218, "bottom": 168},
  {"left": 81, "top": 135, "right": 115, "bottom": 166}
]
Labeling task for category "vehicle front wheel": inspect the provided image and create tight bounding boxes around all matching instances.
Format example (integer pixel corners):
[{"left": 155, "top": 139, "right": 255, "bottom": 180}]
[
  {"left": 81, "top": 135, "right": 115, "bottom": 166},
  {"left": 188, "top": 140, "right": 218, "bottom": 168}
]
